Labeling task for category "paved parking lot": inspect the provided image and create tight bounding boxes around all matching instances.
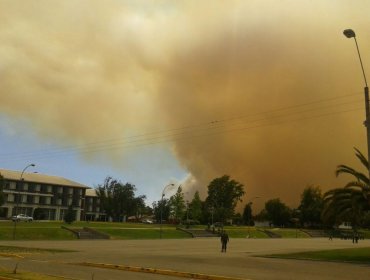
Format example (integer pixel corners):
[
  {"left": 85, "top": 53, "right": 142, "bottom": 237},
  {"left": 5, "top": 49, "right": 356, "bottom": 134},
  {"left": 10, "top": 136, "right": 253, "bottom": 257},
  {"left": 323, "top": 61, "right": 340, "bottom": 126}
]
[{"left": 0, "top": 238, "right": 369, "bottom": 280}]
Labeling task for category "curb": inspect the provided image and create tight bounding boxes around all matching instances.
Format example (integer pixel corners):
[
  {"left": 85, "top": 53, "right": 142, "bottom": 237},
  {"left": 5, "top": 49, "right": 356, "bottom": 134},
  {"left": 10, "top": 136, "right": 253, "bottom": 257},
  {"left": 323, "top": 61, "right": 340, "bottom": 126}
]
[
  {"left": 0, "top": 253, "right": 24, "bottom": 259},
  {"left": 75, "top": 262, "right": 249, "bottom": 280}
]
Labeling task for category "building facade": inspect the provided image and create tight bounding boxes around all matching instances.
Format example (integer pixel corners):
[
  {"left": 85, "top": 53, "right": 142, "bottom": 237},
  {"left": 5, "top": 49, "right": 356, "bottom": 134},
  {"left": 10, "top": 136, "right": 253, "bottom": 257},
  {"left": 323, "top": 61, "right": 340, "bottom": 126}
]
[
  {"left": 84, "top": 188, "right": 107, "bottom": 221},
  {"left": 0, "top": 169, "right": 90, "bottom": 221}
]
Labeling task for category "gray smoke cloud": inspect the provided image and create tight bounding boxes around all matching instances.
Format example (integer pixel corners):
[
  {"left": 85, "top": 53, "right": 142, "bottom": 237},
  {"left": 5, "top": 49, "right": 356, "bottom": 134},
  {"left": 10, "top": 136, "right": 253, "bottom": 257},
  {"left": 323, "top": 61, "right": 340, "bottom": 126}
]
[{"left": 0, "top": 0, "right": 369, "bottom": 209}]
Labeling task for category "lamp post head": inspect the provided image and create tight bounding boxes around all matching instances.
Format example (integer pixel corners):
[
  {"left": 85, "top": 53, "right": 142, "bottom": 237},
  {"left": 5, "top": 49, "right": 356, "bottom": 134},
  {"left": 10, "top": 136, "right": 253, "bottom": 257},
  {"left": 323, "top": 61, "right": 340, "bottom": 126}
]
[{"left": 343, "top": 29, "right": 356, "bottom": 38}]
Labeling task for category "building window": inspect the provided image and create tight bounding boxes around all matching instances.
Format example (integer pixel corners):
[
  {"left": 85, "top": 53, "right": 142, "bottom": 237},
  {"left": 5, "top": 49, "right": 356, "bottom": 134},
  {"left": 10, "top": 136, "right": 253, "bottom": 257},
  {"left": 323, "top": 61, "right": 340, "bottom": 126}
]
[
  {"left": 28, "top": 183, "right": 36, "bottom": 192},
  {"left": 39, "top": 197, "right": 46, "bottom": 204},
  {"left": 40, "top": 185, "right": 48, "bottom": 193}
]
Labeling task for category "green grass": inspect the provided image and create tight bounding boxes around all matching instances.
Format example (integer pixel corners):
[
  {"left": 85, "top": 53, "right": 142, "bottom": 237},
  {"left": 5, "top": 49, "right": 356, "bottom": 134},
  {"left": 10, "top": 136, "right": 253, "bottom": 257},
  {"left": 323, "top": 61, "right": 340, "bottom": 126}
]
[
  {"left": 0, "top": 221, "right": 192, "bottom": 240},
  {"left": 222, "top": 227, "right": 269, "bottom": 238},
  {"left": 1, "top": 221, "right": 368, "bottom": 241},
  {"left": 0, "top": 221, "right": 76, "bottom": 240},
  {"left": 264, "top": 247, "right": 370, "bottom": 263},
  {"left": 267, "top": 228, "right": 310, "bottom": 238},
  {"left": 213, "top": 226, "right": 309, "bottom": 238},
  {"left": 95, "top": 227, "right": 191, "bottom": 239}
]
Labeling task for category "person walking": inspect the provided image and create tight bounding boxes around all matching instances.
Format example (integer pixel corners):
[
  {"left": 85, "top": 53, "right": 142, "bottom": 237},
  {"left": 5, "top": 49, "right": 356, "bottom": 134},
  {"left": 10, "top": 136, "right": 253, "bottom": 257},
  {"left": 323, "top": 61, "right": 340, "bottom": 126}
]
[{"left": 220, "top": 231, "right": 229, "bottom": 253}]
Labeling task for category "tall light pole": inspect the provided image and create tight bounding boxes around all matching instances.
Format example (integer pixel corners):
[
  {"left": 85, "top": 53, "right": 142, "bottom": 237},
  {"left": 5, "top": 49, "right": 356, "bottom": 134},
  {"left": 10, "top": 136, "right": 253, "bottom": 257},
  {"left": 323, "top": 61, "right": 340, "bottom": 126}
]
[
  {"left": 343, "top": 29, "right": 370, "bottom": 180},
  {"left": 13, "top": 163, "right": 36, "bottom": 240},
  {"left": 247, "top": 196, "right": 260, "bottom": 238},
  {"left": 160, "top": 183, "right": 175, "bottom": 239}
]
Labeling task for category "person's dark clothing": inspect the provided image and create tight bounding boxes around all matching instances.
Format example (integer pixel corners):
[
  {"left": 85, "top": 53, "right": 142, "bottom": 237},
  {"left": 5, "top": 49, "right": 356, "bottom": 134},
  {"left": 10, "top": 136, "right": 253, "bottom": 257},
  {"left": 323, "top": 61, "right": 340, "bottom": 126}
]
[{"left": 220, "top": 232, "right": 229, "bottom": 252}]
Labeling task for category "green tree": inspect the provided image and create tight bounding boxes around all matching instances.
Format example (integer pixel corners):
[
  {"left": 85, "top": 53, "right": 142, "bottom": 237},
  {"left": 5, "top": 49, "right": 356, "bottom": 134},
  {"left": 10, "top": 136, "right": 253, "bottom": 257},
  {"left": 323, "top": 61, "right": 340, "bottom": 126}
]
[
  {"left": 96, "top": 177, "right": 145, "bottom": 222},
  {"left": 169, "top": 186, "right": 186, "bottom": 223},
  {"left": 322, "top": 188, "right": 366, "bottom": 228},
  {"left": 152, "top": 198, "right": 171, "bottom": 223},
  {"left": 254, "top": 209, "right": 268, "bottom": 222},
  {"left": 133, "top": 196, "right": 148, "bottom": 220},
  {"left": 242, "top": 203, "right": 253, "bottom": 226},
  {"left": 64, "top": 204, "right": 75, "bottom": 224},
  {"left": 265, "top": 198, "right": 291, "bottom": 227},
  {"left": 298, "top": 185, "right": 323, "bottom": 227},
  {"left": 322, "top": 148, "right": 370, "bottom": 228},
  {"left": 189, "top": 191, "right": 202, "bottom": 222},
  {"left": 205, "top": 175, "right": 245, "bottom": 223}
]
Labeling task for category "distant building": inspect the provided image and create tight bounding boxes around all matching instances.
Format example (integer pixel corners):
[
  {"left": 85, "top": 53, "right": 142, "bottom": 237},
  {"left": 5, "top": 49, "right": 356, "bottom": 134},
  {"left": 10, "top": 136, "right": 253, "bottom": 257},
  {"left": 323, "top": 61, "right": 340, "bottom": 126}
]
[
  {"left": 338, "top": 222, "right": 352, "bottom": 230},
  {"left": 0, "top": 169, "right": 90, "bottom": 221},
  {"left": 84, "top": 188, "right": 106, "bottom": 221},
  {"left": 254, "top": 221, "right": 270, "bottom": 227}
]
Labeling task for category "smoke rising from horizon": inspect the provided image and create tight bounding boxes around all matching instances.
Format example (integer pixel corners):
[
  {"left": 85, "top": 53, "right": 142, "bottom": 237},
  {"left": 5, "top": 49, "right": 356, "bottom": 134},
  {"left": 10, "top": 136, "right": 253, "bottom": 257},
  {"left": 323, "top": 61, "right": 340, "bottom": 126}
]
[{"left": 1, "top": 0, "right": 370, "bottom": 208}]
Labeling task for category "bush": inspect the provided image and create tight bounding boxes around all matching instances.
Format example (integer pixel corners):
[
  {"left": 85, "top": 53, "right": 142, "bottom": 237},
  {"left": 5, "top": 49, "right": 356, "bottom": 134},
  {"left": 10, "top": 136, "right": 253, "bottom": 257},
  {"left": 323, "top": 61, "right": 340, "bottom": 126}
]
[{"left": 64, "top": 205, "right": 76, "bottom": 224}]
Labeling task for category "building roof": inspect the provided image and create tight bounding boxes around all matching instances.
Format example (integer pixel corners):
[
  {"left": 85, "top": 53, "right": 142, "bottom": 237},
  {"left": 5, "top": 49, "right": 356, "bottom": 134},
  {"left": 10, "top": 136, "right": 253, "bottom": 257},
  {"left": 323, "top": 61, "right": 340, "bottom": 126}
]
[
  {"left": 86, "top": 188, "right": 98, "bottom": 197},
  {"left": 0, "top": 169, "right": 90, "bottom": 189}
]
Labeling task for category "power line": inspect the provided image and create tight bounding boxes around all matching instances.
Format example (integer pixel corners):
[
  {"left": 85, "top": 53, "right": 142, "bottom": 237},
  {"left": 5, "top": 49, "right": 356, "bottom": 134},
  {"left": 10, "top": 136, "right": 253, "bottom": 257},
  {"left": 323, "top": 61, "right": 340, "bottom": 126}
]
[{"left": 0, "top": 92, "right": 364, "bottom": 162}]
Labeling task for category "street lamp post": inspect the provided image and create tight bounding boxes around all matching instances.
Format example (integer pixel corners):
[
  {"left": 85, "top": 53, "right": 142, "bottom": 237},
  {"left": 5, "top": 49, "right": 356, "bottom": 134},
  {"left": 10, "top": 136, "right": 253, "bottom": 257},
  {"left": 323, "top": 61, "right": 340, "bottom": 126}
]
[
  {"left": 160, "top": 183, "right": 175, "bottom": 239},
  {"left": 343, "top": 29, "right": 370, "bottom": 180},
  {"left": 13, "top": 163, "right": 36, "bottom": 240},
  {"left": 247, "top": 196, "right": 260, "bottom": 238},
  {"left": 186, "top": 201, "right": 189, "bottom": 223}
]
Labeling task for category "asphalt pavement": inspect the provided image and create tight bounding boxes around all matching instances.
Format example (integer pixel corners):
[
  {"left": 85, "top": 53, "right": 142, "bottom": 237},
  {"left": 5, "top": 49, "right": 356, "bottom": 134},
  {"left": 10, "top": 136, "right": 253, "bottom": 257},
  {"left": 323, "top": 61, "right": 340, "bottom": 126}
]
[{"left": 0, "top": 238, "right": 369, "bottom": 280}]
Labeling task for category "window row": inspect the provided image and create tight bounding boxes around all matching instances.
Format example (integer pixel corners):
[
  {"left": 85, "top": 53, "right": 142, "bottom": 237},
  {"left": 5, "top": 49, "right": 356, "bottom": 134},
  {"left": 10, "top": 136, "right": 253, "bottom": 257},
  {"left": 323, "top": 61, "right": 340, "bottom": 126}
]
[
  {"left": 5, "top": 182, "right": 84, "bottom": 196},
  {"left": 6, "top": 194, "right": 82, "bottom": 207}
]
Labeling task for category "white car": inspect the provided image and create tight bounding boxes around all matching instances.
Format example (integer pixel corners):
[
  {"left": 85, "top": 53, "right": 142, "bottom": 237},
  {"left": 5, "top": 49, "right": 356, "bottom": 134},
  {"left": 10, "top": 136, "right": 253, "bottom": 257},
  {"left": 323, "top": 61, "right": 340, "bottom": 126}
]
[{"left": 12, "top": 214, "right": 33, "bottom": 222}]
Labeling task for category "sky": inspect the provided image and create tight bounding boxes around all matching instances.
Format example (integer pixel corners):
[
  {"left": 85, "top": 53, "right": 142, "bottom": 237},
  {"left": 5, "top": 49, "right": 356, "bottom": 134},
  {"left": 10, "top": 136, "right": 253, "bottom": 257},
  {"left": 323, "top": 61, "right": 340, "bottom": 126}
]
[{"left": 0, "top": 0, "right": 370, "bottom": 211}]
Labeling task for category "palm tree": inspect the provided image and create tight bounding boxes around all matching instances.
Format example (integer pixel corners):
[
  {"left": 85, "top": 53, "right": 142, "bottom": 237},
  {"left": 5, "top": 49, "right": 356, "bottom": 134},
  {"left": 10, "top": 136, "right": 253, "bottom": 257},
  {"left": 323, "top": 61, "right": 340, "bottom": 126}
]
[
  {"left": 322, "top": 188, "right": 367, "bottom": 228},
  {"left": 322, "top": 148, "right": 370, "bottom": 228}
]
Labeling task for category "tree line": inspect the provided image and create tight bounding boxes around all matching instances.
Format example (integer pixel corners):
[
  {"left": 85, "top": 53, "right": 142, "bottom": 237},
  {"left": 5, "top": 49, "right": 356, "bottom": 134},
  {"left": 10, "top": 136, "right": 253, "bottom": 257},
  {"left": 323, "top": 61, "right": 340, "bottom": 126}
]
[
  {"left": 252, "top": 148, "right": 370, "bottom": 229},
  {"left": 0, "top": 148, "right": 369, "bottom": 228},
  {"left": 92, "top": 148, "right": 370, "bottom": 228}
]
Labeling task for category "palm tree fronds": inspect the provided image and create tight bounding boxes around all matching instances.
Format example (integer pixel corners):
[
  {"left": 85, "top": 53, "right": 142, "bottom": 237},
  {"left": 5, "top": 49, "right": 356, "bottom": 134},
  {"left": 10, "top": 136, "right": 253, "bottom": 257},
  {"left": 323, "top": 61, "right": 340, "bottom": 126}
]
[{"left": 354, "top": 147, "right": 369, "bottom": 170}]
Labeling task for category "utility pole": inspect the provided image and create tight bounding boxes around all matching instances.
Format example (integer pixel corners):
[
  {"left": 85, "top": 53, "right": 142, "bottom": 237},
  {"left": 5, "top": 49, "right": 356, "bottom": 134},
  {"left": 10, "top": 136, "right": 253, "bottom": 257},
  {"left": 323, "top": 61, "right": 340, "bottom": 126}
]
[
  {"left": 343, "top": 29, "right": 370, "bottom": 181},
  {"left": 13, "top": 163, "right": 35, "bottom": 240},
  {"left": 160, "top": 183, "right": 175, "bottom": 239}
]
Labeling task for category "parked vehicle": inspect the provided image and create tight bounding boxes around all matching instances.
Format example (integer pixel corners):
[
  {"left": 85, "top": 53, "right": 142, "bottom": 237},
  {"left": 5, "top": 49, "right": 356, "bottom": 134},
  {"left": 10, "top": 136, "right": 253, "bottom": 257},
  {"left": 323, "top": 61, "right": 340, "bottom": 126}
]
[
  {"left": 12, "top": 214, "right": 33, "bottom": 222},
  {"left": 142, "top": 219, "right": 153, "bottom": 224}
]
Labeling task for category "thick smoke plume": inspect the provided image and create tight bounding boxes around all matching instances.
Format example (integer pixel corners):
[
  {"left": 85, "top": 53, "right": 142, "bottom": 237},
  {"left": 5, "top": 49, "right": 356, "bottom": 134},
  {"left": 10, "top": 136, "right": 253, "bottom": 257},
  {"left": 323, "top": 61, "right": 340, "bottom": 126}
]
[{"left": 1, "top": 0, "right": 369, "bottom": 209}]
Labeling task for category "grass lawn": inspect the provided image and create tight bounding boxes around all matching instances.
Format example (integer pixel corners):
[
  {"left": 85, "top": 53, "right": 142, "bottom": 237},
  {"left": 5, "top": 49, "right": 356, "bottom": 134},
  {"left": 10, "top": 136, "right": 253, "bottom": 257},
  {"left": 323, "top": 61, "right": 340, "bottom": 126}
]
[
  {"left": 96, "top": 227, "right": 191, "bottom": 239},
  {"left": 1, "top": 221, "right": 368, "bottom": 241},
  {"left": 0, "top": 221, "right": 192, "bottom": 240},
  {"left": 267, "top": 228, "right": 310, "bottom": 238},
  {"left": 222, "top": 227, "right": 269, "bottom": 238},
  {"left": 264, "top": 247, "right": 370, "bottom": 263},
  {"left": 0, "top": 221, "right": 76, "bottom": 240}
]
